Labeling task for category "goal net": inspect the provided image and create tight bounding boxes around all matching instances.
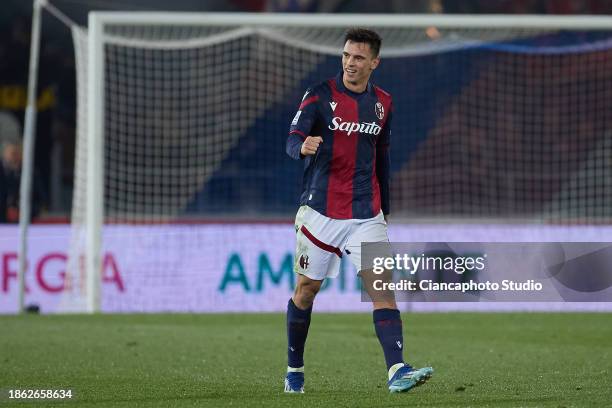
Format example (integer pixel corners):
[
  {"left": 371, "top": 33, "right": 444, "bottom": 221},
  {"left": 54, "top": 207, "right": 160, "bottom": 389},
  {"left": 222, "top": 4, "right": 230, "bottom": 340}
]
[{"left": 61, "top": 13, "right": 612, "bottom": 312}]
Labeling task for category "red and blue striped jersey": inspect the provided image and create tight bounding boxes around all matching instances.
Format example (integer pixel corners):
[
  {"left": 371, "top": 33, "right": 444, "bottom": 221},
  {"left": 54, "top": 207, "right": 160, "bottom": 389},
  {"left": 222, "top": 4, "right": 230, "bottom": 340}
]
[{"left": 286, "top": 72, "right": 392, "bottom": 220}]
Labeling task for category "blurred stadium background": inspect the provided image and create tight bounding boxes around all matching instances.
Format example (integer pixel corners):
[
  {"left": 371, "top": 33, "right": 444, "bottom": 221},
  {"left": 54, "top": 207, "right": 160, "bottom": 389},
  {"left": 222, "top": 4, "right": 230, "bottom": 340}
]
[{"left": 1, "top": 0, "right": 612, "bottom": 314}]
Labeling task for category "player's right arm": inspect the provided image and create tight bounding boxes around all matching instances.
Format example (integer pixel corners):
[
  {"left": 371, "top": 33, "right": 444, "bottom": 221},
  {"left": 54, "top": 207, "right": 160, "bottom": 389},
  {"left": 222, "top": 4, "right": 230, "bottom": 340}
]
[{"left": 286, "top": 88, "right": 321, "bottom": 160}]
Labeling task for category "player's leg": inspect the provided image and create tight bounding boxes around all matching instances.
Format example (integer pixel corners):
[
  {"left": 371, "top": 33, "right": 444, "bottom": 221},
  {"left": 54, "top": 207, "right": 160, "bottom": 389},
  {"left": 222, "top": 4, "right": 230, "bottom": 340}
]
[
  {"left": 362, "top": 268, "right": 432, "bottom": 392},
  {"left": 359, "top": 267, "right": 405, "bottom": 373},
  {"left": 285, "top": 273, "right": 322, "bottom": 392},
  {"left": 345, "top": 214, "right": 407, "bottom": 377},
  {"left": 285, "top": 206, "right": 345, "bottom": 393},
  {"left": 345, "top": 212, "right": 433, "bottom": 393}
]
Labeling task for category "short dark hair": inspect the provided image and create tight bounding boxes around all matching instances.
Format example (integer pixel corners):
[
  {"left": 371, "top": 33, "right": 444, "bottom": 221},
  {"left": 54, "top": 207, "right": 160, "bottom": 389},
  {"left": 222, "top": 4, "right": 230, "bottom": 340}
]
[{"left": 344, "top": 28, "right": 382, "bottom": 57}]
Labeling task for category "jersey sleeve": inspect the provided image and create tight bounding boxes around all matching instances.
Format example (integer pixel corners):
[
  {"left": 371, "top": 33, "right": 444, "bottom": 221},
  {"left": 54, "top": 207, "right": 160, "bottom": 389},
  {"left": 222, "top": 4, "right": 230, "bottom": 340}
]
[
  {"left": 376, "top": 103, "right": 392, "bottom": 215},
  {"left": 286, "top": 88, "right": 319, "bottom": 160}
]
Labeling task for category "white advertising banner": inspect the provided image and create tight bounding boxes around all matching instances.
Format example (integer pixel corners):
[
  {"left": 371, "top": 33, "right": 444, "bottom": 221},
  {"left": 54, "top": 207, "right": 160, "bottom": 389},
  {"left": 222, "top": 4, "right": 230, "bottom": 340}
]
[{"left": 1, "top": 224, "right": 612, "bottom": 314}]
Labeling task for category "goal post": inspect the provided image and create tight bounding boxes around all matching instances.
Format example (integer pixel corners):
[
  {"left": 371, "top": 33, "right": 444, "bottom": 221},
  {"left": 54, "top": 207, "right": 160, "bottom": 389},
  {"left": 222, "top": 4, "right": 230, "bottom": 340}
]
[
  {"left": 45, "top": 11, "right": 612, "bottom": 312},
  {"left": 84, "top": 13, "right": 105, "bottom": 313},
  {"left": 18, "top": 0, "right": 44, "bottom": 314}
]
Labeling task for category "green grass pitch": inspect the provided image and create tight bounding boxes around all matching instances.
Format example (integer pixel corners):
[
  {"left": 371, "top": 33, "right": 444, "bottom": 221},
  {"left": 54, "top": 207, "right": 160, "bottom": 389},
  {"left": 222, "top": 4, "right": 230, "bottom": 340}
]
[{"left": 1, "top": 313, "right": 611, "bottom": 407}]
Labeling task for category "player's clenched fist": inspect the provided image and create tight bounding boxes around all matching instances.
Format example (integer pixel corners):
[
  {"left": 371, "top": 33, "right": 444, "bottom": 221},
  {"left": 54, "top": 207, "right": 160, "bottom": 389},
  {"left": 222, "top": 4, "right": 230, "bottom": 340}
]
[{"left": 301, "top": 136, "right": 323, "bottom": 156}]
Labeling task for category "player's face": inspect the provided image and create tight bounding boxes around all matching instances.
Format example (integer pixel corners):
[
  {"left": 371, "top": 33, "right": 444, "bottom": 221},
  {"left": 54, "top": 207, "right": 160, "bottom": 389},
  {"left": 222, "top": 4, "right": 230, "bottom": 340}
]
[{"left": 342, "top": 41, "right": 380, "bottom": 89}]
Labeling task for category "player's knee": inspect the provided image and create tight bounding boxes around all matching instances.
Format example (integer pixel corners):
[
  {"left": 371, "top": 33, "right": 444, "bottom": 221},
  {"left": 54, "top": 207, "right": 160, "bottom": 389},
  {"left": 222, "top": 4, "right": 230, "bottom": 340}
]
[
  {"left": 296, "top": 291, "right": 316, "bottom": 308},
  {"left": 296, "top": 282, "right": 319, "bottom": 303},
  {"left": 294, "top": 276, "right": 321, "bottom": 307}
]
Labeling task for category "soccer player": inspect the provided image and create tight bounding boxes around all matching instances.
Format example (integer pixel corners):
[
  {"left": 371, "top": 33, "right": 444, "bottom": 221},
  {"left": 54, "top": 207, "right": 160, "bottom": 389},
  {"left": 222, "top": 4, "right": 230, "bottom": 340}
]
[{"left": 284, "top": 28, "right": 433, "bottom": 393}]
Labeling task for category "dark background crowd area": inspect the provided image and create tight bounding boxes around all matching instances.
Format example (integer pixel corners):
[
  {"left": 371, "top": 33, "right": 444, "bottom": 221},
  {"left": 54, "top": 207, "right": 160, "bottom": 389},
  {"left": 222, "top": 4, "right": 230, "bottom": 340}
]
[{"left": 1, "top": 0, "right": 611, "bottom": 223}]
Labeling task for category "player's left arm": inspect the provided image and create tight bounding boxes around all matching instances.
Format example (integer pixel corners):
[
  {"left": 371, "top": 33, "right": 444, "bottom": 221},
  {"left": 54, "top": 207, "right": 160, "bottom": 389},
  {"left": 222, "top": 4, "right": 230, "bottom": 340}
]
[{"left": 376, "top": 104, "right": 392, "bottom": 222}]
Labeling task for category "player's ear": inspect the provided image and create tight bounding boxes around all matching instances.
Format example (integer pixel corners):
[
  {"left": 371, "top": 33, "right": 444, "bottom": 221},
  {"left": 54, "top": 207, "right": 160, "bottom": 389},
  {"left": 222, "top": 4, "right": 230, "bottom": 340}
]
[{"left": 370, "top": 56, "right": 380, "bottom": 71}]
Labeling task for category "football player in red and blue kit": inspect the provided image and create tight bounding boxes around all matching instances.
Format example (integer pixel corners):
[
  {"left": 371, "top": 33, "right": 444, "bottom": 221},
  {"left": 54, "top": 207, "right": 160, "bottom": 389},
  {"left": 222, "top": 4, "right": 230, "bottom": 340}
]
[{"left": 284, "top": 28, "right": 433, "bottom": 394}]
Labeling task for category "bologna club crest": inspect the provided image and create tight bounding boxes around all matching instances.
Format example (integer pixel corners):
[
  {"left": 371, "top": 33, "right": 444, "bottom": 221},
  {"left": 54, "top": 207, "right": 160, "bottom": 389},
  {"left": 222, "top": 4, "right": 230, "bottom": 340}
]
[
  {"left": 299, "top": 255, "right": 310, "bottom": 270},
  {"left": 375, "top": 102, "right": 384, "bottom": 120}
]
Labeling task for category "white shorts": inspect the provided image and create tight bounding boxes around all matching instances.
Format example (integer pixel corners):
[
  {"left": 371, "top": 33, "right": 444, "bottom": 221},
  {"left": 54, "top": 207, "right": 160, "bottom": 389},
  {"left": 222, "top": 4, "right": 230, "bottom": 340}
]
[{"left": 293, "top": 205, "right": 389, "bottom": 280}]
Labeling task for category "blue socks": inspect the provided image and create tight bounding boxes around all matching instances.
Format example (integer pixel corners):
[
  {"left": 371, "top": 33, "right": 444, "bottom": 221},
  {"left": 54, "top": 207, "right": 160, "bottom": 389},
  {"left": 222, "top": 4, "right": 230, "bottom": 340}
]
[
  {"left": 287, "top": 302, "right": 403, "bottom": 371},
  {"left": 287, "top": 298, "right": 312, "bottom": 368},
  {"left": 373, "top": 308, "right": 404, "bottom": 370}
]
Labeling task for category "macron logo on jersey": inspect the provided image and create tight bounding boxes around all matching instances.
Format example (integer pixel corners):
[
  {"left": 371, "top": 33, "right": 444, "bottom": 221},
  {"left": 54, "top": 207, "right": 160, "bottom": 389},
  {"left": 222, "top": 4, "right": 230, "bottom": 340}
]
[{"left": 328, "top": 117, "right": 382, "bottom": 136}]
